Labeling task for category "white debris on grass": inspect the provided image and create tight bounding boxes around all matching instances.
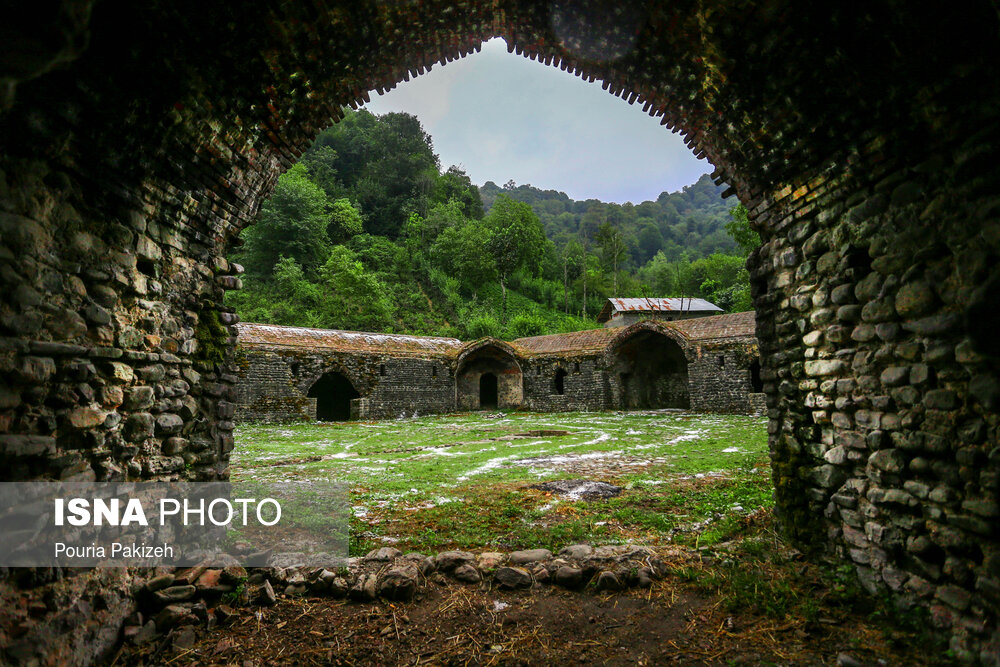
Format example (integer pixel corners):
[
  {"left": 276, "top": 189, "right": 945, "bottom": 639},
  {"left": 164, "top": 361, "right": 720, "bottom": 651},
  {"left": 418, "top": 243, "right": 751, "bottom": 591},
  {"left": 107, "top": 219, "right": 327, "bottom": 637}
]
[
  {"left": 633, "top": 429, "right": 705, "bottom": 450},
  {"left": 492, "top": 601, "right": 510, "bottom": 612},
  {"left": 514, "top": 450, "right": 622, "bottom": 466},
  {"left": 722, "top": 447, "right": 742, "bottom": 453},
  {"left": 456, "top": 454, "right": 518, "bottom": 481}
]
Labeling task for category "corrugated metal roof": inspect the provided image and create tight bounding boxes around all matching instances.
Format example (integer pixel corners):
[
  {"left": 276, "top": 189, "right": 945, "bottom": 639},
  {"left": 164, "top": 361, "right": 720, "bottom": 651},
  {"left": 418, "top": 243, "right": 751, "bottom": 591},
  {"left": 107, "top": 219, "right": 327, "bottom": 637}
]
[
  {"left": 597, "top": 297, "right": 722, "bottom": 322},
  {"left": 237, "top": 323, "right": 462, "bottom": 357}
]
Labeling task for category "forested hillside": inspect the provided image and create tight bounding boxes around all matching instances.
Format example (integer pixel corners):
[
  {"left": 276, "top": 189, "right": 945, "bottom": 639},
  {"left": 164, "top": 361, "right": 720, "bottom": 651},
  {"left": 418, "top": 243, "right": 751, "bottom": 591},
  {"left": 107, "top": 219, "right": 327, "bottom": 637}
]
[
  {"left": 226, "top": 110, "right": 757, "bottom": 339},
  {"left": 480, "top": 173, "right": 736, "bottom": 263}
]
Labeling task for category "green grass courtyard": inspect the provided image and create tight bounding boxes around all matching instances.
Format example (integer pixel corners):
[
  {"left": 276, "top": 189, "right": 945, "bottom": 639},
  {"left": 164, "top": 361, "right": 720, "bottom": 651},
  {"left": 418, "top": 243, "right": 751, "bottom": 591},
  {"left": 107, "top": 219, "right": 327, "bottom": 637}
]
[{"left": 232, "top": 410, "right": 772, "bottom": 556}]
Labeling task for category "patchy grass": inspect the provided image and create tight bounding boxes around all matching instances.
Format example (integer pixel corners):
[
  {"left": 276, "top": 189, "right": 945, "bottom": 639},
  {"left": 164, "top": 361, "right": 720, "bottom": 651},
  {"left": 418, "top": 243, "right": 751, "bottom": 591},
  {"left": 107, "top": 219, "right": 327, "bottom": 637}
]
[{"left": 232, "top": 410, "right": 770, "bottom": 555}]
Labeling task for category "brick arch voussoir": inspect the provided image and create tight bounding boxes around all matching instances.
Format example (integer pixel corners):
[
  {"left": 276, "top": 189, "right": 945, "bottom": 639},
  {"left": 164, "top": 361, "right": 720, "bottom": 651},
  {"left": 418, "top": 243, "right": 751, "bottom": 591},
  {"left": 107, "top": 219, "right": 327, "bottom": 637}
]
[
  {"left": 305, "top": 363, "right": 364, "bottom": 398},
  {"left": 603, "top": 320, "right": 693, "bottom": 366},
  {"left": 456, "top": 338, "right": 525, "bottom": 375}
]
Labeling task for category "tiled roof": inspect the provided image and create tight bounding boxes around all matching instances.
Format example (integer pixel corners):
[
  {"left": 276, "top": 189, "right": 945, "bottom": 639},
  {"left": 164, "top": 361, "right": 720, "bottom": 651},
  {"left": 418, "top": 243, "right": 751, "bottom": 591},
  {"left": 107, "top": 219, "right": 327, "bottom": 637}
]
[
  {"left": 236, "top": 323, "right": 462, "bottom": 357},
  {"left": 597, "top": 297, "right": 722, "bottom": 322},
  {"left": 513, "top": 311, "right": 756, "bottom": 357},
  {"left": 238, "top": 312, "right": 756, "bottom": 360},
  {"left": 669, "top": 310, "right": 756, "bottom": 341},
  {"left": 510, "top": 328, "right": 620, "bottom": 356}
]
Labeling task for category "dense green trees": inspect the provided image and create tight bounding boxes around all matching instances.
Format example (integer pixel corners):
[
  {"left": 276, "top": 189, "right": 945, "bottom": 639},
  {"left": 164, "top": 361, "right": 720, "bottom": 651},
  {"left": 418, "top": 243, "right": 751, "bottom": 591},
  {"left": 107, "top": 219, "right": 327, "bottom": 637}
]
[{"left": 228, "top": 109, "right": 759, "bottom": 339}]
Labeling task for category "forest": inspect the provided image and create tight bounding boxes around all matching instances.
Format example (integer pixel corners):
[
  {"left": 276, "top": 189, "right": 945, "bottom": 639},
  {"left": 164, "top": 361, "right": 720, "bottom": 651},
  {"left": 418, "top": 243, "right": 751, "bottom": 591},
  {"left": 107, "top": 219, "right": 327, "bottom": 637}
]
[{"left": 226, "top": 109, "right": 759, "bottom": 340}]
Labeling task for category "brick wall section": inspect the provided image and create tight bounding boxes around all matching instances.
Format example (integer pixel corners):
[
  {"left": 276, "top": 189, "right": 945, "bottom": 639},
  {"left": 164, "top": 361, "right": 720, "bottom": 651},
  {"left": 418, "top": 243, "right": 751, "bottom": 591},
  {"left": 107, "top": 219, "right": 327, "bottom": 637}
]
[
  {"left": 234, "top": 317, "right": 762, "bottom": 419},
  {"left": 521, "top": 358, "right": 607, "bottom": 412}
]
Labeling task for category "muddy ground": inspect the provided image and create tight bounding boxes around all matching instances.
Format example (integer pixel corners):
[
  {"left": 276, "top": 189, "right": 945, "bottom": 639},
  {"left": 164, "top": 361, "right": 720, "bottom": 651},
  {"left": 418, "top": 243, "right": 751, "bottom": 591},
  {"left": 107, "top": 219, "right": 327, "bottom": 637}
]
[{"left": 110, "top": 561, "right": 941, "bottom": 667}]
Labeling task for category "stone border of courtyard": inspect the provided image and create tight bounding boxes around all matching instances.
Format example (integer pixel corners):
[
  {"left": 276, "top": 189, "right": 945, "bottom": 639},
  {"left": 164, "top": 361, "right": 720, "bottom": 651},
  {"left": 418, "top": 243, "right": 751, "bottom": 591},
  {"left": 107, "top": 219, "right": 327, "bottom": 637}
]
[{"left": 122, "top": 543, "right": 683, "bottom": 649}]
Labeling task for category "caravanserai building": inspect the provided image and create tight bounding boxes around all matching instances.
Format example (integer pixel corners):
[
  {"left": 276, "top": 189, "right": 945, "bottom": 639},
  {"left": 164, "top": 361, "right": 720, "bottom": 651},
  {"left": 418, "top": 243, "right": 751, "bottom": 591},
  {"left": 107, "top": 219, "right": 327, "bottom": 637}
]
[{"left": 234, "top": 310, "right": 763, "bottom": 422}]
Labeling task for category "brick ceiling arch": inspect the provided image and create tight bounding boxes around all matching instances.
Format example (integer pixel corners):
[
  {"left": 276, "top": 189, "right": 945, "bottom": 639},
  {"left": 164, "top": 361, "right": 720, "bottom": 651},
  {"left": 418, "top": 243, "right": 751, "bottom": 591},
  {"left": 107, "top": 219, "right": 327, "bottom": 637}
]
[{"left": 5, "top": 0, "right": 995, "bottom": 251}]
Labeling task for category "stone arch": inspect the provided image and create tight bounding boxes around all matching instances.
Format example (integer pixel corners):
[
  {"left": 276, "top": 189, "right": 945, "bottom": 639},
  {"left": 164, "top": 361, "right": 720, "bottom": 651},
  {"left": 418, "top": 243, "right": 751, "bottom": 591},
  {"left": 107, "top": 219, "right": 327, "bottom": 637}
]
[
  {"left": 456, "top": 339, "right": 523, "bottom": 410},
  {"left": 2, "top": 2, "right": 999, "bottom": 657},
  {"left": 306, "top": 370, "right": 360, "bottom": 421},
  {"left": 605, "top": 324, "right": 691, "bottom": 410}
]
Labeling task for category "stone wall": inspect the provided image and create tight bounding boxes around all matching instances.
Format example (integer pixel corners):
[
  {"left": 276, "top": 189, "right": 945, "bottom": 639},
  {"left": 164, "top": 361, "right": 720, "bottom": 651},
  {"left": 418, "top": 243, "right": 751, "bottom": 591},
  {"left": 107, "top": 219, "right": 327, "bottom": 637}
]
[
  {"left": 235, "top": 347, "right": 457, "bottom": 422},
  {"left": 233, "top": 326, "right": 761, "bottom": 420},
  {"left": 521, "top": 358, "right": 607, "bottom": 412},
  {"left": 749, "top": 126, "right": 1000, "bottom": 660},
  {"left": 1, "top": 0, "right": 997, "bottom": 662},
  {"left": 688, "top": 344, "right": 761, "bottom": 414}
]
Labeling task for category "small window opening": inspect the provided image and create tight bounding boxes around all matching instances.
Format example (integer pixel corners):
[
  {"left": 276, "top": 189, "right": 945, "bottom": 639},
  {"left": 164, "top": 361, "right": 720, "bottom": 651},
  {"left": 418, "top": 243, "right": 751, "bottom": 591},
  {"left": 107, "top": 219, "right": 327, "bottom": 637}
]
[
  {"left": 137, "top": 259, "right": 158, "bottom": 277},
  {"left": 554, "top": 368, "right": 567, "bottom": 395},
  {"left": 379, "top": 364, "right": 386, "bottom": 376},
  {"left": 290, "top": 362, "right": 300, "bottom": 376},
  {"left": 432, "top": 365, "right": 437, "bottom": 378},
  {"left": 574, "top": 362, "right": 581, "bottom": 373},
  {"left": 718, "top": 355, "right": 726, "bottom": 368},
  {"left": 750, "top": 358, "right": 764, "bottom": 392}
]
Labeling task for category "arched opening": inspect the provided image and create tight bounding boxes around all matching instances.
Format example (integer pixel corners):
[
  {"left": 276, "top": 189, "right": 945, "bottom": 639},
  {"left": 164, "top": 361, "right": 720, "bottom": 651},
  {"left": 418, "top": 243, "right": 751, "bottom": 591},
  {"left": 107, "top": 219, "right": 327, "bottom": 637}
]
[
  {"left": 479, "top": 372, "right": 498, "bottom": 409},
  {"left": 307, "top": 372, "right": 360, "bottom": 422},
  {"left": 609, "top": 330, "right": 689, "bottom": 410},
  {"left": 3, "top": 3, "right": 998, "bottom": 658},
  {"left": 456, "top": 342, "right": 523, "bottom": 410},
  {"left": 554, "top": 368, "right": 567, "bottom": 395}
]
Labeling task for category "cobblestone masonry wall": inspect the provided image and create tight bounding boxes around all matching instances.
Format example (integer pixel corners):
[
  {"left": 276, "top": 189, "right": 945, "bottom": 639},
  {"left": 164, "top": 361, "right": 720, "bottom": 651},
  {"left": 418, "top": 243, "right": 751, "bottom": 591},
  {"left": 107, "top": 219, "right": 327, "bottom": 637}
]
[
  {"left": 1, "top": 0, "right": 998, "bottom": 663},
  {"left": 748, "top": 128, "right": 1000, "bottom": 660},
  {"left": 688, "top": 344, "right": 761, "bottom": 414},
  {"left": 521, "top": 358, "right": 607, "bottom": 412},
  {"left": 235, "top": 335, "right": 759, "bottom": 420},
  {"left": 234, "top": 348, "right": 457, "bottom": 422}
]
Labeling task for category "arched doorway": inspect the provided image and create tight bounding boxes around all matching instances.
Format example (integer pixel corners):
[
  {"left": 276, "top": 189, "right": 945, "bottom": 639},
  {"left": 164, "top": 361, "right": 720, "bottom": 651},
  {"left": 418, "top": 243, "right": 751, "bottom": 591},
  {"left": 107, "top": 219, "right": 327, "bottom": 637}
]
[
  {"left": 307, "top": 372, "right": 360, "bottom": 421},
  {"left": 456, "top": 341, "right": 523, "bottom": 411},
  {"left": 479, "top": 373, "right": 498, "bottom": 409},
  {"left": 554, "top": 368, "right": 567, "bottom": 395},
  {"left": 749, "top": 358, "right": 764, "bottom": 393},
  {"left": 609, "top": 329, "right": 689, "bottom": 410}
]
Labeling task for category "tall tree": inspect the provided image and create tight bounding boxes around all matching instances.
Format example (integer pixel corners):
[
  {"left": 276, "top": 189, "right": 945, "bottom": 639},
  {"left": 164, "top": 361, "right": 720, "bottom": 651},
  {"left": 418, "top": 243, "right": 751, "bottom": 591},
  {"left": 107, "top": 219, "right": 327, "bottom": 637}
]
[
  {"left": 485, "top": 194, "right": 545, "bottom": 321},
  {"left": 433, "top": 166, "right": 485, "bottom": 219},
  {"left": 596, "top": 222, "right": 627, "bottom": 295},
  {"left": 725, "top": 204, "right": 761, "bottom": 257},
  {"left": 237, "top": 163, "right": 331, "bottom": 278}
]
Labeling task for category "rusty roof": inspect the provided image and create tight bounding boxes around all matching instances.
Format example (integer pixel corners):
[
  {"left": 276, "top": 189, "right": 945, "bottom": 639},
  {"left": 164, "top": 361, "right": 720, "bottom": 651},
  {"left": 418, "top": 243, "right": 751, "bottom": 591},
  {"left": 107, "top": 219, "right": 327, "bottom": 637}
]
[
  {"left": 236, "top": 323, "right": 462, "bottom": 357},
  {"left": 596, "top": 297, "right": 722, "bottom": 323},
  {"left": 668, "top": 310, "right": 756, "bottom": 341}
]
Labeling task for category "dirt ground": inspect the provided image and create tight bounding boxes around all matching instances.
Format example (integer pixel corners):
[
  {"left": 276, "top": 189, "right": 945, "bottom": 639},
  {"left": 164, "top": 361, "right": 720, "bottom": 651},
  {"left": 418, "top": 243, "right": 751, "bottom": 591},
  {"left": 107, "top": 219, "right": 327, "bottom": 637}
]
[{"left": 110, "top": 571, "right": 937, "bottom": 666}]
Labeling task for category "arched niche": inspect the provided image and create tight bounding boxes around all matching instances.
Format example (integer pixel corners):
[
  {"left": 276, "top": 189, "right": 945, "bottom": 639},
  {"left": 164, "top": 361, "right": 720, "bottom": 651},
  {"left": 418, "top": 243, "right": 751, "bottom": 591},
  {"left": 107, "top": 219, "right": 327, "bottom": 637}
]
[
  {"left": 606, "top": 327, "right": 691, "bottom": 410},
  {"left": 456, "top": 340, "right": 523, "bottom": 410},
  {"left": 306, "top": 371, "right": 361, "bottom": 421}
]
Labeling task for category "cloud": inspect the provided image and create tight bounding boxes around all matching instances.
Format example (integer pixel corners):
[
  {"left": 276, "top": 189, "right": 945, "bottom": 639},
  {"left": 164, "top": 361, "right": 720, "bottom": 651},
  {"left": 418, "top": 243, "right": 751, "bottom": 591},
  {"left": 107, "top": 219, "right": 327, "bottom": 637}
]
[{"left": 364, "top": 38, "right": 709, "bottom": 203}]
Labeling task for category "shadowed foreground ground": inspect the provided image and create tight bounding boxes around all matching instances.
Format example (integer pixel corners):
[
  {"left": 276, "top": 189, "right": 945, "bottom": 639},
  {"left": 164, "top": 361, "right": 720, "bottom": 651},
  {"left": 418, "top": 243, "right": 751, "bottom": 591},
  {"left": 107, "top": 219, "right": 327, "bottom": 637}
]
[{"left": 112, "top": 531, "right": 945, "bottom": 666}]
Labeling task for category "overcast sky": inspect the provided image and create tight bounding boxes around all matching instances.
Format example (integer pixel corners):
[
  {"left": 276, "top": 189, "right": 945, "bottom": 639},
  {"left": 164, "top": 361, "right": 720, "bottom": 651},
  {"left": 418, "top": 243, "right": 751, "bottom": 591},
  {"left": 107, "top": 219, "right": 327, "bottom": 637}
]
[{"left": 363, "top": 38, "right": 709, "bottom": 204}]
